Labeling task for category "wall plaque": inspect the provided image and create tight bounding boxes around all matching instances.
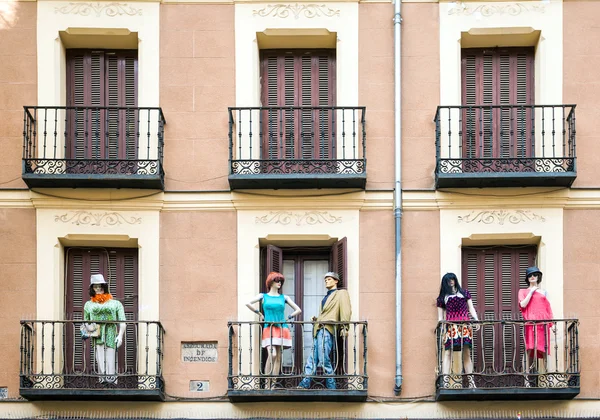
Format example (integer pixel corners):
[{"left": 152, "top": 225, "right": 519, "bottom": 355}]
[
  {"left": 0, "top": 388, "right": 7, "bottom": 399},
  {"left": 181, "top": 342, "right": 218, "bottom": 363},
  {"left": 189, "top": 380, "right": 210, "bottom": 392}
]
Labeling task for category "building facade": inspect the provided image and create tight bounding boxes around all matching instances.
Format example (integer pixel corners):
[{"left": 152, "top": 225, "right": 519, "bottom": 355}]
[{"left": 0, "top": 0, "right": 598, "bottom": 418}]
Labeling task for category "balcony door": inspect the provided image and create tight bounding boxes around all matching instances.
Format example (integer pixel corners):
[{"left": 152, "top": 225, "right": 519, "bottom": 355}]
[
  {"left": 260, "top": 50, "right": 336, "bottom": 161},
  {"left": 66, "top": 50, "right": 138, "bottom": 161},
  {"left": 262, "top": 238, "right": 347, "bottom": 386},
  {"left": 65, "top": 247, "right": 138, "bottom": 386},
  {"left": 462, "top": 246, "right": 536, "bottom": 382},
  {"left": 461, "top": 47, "right": 534, "bottom": 160}
]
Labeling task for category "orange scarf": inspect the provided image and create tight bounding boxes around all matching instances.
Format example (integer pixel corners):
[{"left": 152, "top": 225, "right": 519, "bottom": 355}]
[{"left": 91, "top": 293, "right": 113, "bottom": 304}]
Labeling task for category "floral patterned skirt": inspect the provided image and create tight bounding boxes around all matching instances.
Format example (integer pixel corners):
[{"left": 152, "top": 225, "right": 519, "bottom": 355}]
[{"left": 443, "top": 323, "right": 473, "bottom": 351}]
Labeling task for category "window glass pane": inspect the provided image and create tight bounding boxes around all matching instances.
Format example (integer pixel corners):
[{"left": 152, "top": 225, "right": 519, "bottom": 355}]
[
  {"left": 302, "top": 260, "right": 329, "bottom": 365},
  {"left": 281, "top": 260, "right": 295, "bottom": 369}
]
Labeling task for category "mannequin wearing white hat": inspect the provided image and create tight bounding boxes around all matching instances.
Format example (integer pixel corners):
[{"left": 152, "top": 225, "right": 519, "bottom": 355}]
[{"left": 84, "top": 274, "right": 126, "bottom": 384}]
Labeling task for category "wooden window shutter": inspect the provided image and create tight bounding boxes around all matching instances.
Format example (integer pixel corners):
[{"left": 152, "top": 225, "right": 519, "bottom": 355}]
[
  {"left": 260, "top": 50, "right": 336, "bottom": 160},
  {"left": 65, "top": 247, "right": 138, "bottom": 376},
  {"left": 266, "top": 245, "right": 283, "bottom": 279},
  {"left": 330, "top": 237, "right": 347, "bottom": 289},
  {"left": 461, "top": 48, "right": 534, "bottom": 159},
  {"left": 462, "top": 246, "right": 536, "bottom": 373},
  {"left": 66, "top": 49, "right": 138, "bottom": 160}
]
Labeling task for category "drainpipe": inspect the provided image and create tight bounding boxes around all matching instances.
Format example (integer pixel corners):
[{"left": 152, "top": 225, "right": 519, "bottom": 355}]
[{"left": 393, "top": 0, "right": 403, "bottom": 396}]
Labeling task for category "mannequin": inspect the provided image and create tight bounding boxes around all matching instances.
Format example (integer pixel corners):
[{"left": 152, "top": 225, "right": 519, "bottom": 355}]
[
  {"left": 437, "top": 272, "right": 479, "bottom": 388},
  {"left": 246, "top": 272, "right": 301, "bottom": 388},
  {"left": 519, "top": 266, "right": 554, "bottom": 379},
  {"left": 83, "top": 274, "right": 126, "bottom": 384},
  {"left": 297, "top": 271, "right": 351, "bottom": 390}
]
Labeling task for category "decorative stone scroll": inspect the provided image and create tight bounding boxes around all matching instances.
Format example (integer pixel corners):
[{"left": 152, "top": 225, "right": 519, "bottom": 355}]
[
  {"left": 55, "top": 211, "right": 142, "bottom": 227},
  {"left": 253, "top": 4, "right": 340, "bottom": 19},
  {"left": 255, "top": 211, "right": 342, "bottom": 226},
  {"left": 458, "top": 210, "right": 546, "bottom": 225},
  {"left": 54, "top": 3, "right": 143, "bottom": 17},
  {"left": 448, "top": 3, "right": 545, "bottom": 17}
]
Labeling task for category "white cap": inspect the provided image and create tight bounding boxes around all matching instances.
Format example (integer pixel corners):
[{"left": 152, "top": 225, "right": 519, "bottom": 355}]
[{"left": 90, "top": 274, "right": 107, "bottom": 285}]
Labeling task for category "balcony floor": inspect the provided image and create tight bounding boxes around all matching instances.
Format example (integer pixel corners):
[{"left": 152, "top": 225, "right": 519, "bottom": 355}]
[
  {"left": 228, "top": 388, "right": 367, "bottom": 402},
  {"left": 22, "top": 173, "right": 164, "bottom": 189},
  {"left": 20, "top": 387, "right": 165, "bottom": 401},
  {"left": 436, "top": 386, "right": 580, "bottom": 401},
  {"left": 229, "top": 173, "right": 366, "bottom": 190},
  {"left": 436, "top": 171, "right": 576, "bottom": 188}
]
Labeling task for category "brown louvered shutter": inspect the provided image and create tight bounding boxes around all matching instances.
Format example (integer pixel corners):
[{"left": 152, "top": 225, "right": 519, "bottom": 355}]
[
  {"left": 260, "top": 50, "right": 336, "bottom": 160},
  {"left": 462, "top": 246, "right": 536, "bottom": 374},
  {"left": 67, "top": 50, "right": 138, "bottom": 160},
  {"left": 266, "top": 245, "right": 283, "bottom": 281},
  {"left": 330, "top": 237, "right": 347, "bottom": 289},
  {"left": 65, "top": 248, "right": 138, "bottom": 378},
  {"left": 462, "top": 48, "right": 534, "bottom": 159}
]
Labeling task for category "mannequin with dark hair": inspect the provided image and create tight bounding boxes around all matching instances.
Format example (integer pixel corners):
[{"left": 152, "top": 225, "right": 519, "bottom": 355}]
[
  {"left": 437, "top": 272, "right": 479, "bottom": 388},
  {"left": 519, "top": 266, "right": 553, "bottom": 379}
]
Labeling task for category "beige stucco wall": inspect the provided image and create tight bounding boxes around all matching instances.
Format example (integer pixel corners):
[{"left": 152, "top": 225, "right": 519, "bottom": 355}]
[
  {"left": 401, "top": 209, "right": 440, "bottom": 397},
  {"left": 359, "top": 210, "right": 395, "bottom": 397},
  {"left": 564, "top": 1, "right": 600, "bottom": 188},
  {"left": 0, "top": 208, "right": 36, "bottom": 398},
  {"left": 160, "top": 210, "right": 237, "bottom": 398},
  {"left": 564, "top": 209, "right": 600, "bottom": 398},
  {"left": 160, "top": 4, "right": 234, "bottom": 191},
  {"left": 359, "top": 3, "right": 395, "bottom": 190},
  {"left": 401, "top": 2, "right": 439, "bottom": 190},
  {"left": 0, "top": 1, "right": 35, "bottom": 189}
]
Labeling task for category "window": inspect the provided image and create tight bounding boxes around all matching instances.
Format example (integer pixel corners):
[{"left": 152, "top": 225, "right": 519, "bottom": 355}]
[
  {"left": 65, "top": 247, "right": 138, "bottom": 385},
  {"left": 262, "top": 238, "right": 346, "bottom": 375},
  {"left": 462, "top": 246, "right": 536, "bottom": 375},
  {"left": 260, "top": 49, "right": 336, "bottom": 160},
  {"left": 66, "top": 49, "right": 138, "bottom": 160},
  {"left": 462, "top": 47, "right": 534, "bottom": 159}
]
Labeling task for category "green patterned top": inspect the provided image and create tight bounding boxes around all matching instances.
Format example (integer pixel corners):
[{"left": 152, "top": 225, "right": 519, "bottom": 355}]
[{"left": 84, "top": 298, "right": 126, "bottom": 349}]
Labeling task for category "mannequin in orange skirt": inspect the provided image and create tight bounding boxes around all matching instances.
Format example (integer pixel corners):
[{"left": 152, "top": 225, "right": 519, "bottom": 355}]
[
  {"left": 246, "top": 272, "right": 301, "bottom": 386},
  {"left": 519, "top": 266, "right": 554, "bottom": 375}
]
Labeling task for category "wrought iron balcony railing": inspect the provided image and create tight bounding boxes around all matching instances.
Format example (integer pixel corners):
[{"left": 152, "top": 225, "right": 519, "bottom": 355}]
[
  {"left": 434, "top": 105, "right": 577, "bottom": 188},
  {"left": 435, "top": 319, "right": 580, "bottom": 401},
  {"left": 227, "top": 320, "right": 368, "bottom": 402},
  {"left": 228, "top": 107, "right": 367, "bottom": 189},
  {"left": 19, "top": 320, "right": 165, "bottom": 401},
  {"left": 22, "top": 106, "right": 166, "bottom": 189}
]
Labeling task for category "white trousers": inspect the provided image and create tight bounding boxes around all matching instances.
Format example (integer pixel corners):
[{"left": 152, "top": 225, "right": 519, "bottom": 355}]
[{"left": 95, "top": 345, "right": 117, "bottom": 383}]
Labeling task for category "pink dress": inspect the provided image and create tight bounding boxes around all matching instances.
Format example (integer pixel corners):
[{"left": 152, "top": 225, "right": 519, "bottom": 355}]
[{"left": 518, "top": 288, "right": 554, "bottom": 358}]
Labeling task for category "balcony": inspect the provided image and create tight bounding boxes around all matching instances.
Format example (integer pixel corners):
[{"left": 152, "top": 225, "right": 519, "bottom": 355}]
[
  {"left": 22, "top": 106, "right": 166, "bottom": 189},
  {"left": 227, "top": 321, "right": 368, "bottom": 402},
  {"left": 228, "top": 107, "right": 366, "bottom": 189},
  {"left": 19, "top": 320, "right": 165, "bottom": 401},
  {"left": 435, "top": 319, "right": 580, "bottom": 401},
  {"left": 435, "top": 105, "right": 576, "bottom": 188}
]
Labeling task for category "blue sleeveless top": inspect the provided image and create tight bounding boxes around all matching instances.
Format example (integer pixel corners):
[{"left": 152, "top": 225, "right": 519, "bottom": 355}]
[{"left": 262, "top": 293, "right": 288, "bottom": 328}]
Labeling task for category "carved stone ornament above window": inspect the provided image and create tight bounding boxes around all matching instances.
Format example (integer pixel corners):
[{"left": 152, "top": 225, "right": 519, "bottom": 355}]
[
  {"left": 253, "top": 4, "right": 340, "bottom": 19},
  {"left": 448, "top": 3, "right": 545, "bottom": 17},
  {"left": 54, "top": 3, "right": 143, "bottom": 17},
  {"left": 458, "top": 210, "right": 546, "bottom": 225},
  {"left": 55, "top": 211, "right": 142, "bottom": 226},
  {"left": 256, "top": 211, "right": 342, "bottom": 226}
]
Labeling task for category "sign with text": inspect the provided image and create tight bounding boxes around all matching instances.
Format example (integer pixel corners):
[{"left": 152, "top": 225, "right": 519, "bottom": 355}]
[
  {"left": 181, "top": 342, "right": 218, "bottom": 363},
  {"left": 189, "top": 380, "right": 210, "bottom": 392},
  {"left": 0, "top": 388, "right": 7, "bottom": 399}
]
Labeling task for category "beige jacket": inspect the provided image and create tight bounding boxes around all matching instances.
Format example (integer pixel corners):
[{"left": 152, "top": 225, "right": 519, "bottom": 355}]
[{"left": 314, "top": 288, "right": 352, "bottom": 337}]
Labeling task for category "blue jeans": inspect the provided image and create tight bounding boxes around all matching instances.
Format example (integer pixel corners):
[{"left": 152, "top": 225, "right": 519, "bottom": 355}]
[{"left": 298, "top": 328, "right": 336, "bottom": 389}]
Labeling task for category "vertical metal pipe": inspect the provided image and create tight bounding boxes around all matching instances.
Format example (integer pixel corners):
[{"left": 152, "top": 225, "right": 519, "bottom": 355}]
[{"left": 393, "top": 0, "right": 403, "bottom": 396}]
